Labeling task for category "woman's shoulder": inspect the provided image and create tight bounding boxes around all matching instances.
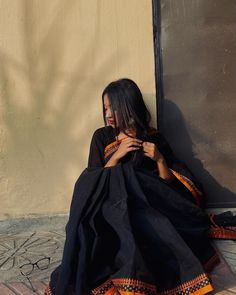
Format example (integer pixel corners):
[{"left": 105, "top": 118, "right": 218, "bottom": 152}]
[
  {"left": 92, "top": 126, "right": 115, "bottom": 145},
  {"left": 93, "top": 125, "right": 114, "bottom": 137}
]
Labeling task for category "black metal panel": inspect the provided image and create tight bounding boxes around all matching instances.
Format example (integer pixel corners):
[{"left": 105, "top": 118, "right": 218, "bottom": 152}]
[
  {"left": 152, "top": 0, "right": 236, "bottom": 207},
  {"left": 152, "top": 0, "right": 164, "bottom": 128}
]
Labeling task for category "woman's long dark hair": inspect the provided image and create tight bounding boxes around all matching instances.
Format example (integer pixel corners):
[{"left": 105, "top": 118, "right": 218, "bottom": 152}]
[
  {"left": 102, "top": 78, "right": 152, "bottom": 141},
  {"left": 102, "top": 78, "right": 153, "bottom": 165}
]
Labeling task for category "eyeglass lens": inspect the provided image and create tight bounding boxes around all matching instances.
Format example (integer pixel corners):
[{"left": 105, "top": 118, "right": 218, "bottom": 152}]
[{"left": 20, "top": 257, "right": 50, "bottom": 275}]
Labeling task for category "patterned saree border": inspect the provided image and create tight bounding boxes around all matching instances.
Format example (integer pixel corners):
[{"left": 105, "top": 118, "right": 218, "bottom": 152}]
[
  {"left": 157, "top": 273, "right": 213, "bottom": 295},
  {"left": 104, "top": 137, "right": 128, "bottom": 159},
  {"left": 170, "top": 169, "right": 203, "bottom": 206},
  {"left": 208, "top": 214, "right": 236, "bottom": 239},
  {"left": 91, "top": 278, "right": 157, "bottom": 295},
  {"left": 45, "top": 274, "right": 213, "bottom": 295},
  {"left": 91, "top": 273, "right": 213, "bottom": 295},
  {"left": 209, "top": 226, "right": 236, "bottom": 239},
  {"left": 104, "top": 140, "right": 121, "bottom": 159}
]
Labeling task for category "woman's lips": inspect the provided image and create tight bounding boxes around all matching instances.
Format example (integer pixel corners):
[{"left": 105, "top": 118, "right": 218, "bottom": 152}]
[{"left": 108, "top": 119, "right": 115, "bottom": 124}]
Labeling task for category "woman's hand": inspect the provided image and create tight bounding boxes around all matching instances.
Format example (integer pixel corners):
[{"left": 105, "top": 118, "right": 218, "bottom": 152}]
[
  {"left": 142, "top": 141, "right": 174, "bottom": 181},
  {"left": 142, "top": 141, "right": 164, "bottom": 162},
  {"left": 113, "top": 137, "right": 143, "bottom": 161},
  {"left": 104, "top": 137, "right": 143, "bottom": 168}
]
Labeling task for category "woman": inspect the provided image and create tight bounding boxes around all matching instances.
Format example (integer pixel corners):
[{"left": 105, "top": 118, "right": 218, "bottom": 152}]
[{"left": 45, "top": 78, "right": 236, "bottom": 295}]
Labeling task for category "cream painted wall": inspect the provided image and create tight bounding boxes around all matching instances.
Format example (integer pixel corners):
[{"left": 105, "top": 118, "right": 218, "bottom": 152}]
[{"left": 0, "top": 0, "right": 156, "bottom": 218}]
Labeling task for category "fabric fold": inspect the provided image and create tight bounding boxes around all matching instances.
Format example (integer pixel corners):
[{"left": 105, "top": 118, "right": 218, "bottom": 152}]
[{"left": 46, "top": 163, "right": 220, "bottom": 295}]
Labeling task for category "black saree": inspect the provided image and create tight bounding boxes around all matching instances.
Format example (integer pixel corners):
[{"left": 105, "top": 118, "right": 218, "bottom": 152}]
[{"left": 45, "top": 126, "right": 235, "bottom": 295}]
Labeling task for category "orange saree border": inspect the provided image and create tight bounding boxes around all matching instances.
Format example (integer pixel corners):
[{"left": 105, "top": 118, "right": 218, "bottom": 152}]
[
  {"left": 91, "top": 277, "right": 157, "bottom": 295},
  {"left": 208, "top": 213, "right": 236, "bottom": 239},
  {"left": 157, "top": 273, "right": 213, "bottom": 295},
  {"left": 91, "top": 273, "right": 213, "bottom": 295},
  {"left": 104, "top": 137, "right": 129, "bottom": 159},
  {"left": 44, "top": 263, "right": 217, "bottom": 295},
  {"left": 170, "top": 169, "right": 203, "bottom": 206}
]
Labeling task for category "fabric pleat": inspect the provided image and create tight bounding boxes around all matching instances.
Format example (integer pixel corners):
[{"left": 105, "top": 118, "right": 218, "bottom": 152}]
[{"left": 46, "top": 163, "right": 219, "bottom": 295}]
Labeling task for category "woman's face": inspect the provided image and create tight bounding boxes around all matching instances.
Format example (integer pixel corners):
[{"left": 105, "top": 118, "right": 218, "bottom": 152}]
[{"left": 104, "top": 94, "right": 118, "bottom": 128}]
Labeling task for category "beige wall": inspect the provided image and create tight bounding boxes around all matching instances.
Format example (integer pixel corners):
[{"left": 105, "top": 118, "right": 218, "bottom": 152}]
[{"left": 0, "top": 0, "right": 156, "bottom": 218}]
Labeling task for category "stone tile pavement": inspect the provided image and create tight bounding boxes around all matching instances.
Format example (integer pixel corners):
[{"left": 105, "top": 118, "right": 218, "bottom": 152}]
[
  {"left": 0, "top": 215, "right": 66, "bottom": 294},
  {"left": 0, "top": 214, "right": 235, "bottom": 295}
]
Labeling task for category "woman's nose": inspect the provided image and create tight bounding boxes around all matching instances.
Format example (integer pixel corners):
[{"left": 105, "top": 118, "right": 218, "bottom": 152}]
[{"left": 106, "top": 109, "right": 112, "bottom": 117}]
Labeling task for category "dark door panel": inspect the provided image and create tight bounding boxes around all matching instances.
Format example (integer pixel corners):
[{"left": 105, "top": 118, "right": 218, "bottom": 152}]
[{"left": 153, "top": 0, "right": 236, "bottom": 207}]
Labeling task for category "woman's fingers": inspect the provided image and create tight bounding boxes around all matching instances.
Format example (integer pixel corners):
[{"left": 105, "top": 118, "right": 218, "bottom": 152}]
[
  {"left": 142, "top": 141, "right": 154, "bottom": 147},
  {"left": 116, "top": 138, "right": 143, "bottom": 158},
  {"left": 122, "top": 137, "right": 142, "bottom": 143},
  {"left": 142, "top": 142, "right": 159, "bottom": 160},
  {"left": 127, "top": 146, "right": 141, "bottom": 151},
  {"left": 122, "top": 138, "right": 143, "bottom": 147}
]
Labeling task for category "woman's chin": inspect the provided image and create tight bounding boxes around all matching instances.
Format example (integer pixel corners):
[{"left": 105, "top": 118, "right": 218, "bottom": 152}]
[{"left": 108, "top": 123, "right": 116, "bottom": 128}]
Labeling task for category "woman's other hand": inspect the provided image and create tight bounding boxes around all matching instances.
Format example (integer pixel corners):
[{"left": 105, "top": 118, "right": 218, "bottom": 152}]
[
  {"left": 142, "top": 141, "right": 164, "bottom": 162},
  {"left": 142, "top": 141, "right": 174, "bottom": 181}
]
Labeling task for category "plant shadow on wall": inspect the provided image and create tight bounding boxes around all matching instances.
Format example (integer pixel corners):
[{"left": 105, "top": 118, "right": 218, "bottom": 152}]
[
  {"left": 0, "top": 0, "right": 126, "bottom": 214},
  {"left": 162, "top": 99, "right": 236, "bottom": 208}
]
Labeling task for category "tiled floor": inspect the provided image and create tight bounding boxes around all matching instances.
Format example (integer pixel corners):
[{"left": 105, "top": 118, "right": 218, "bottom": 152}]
[
  {"left": 0, "top": 281, "right": 48, "bottom": 295},
  {"left": 0, "top": 215, "right": 235, "bottom": 295},
  {"left": 210, "top": 247, "right": 236, "bottom": 294},
  {"left": 0, "top": 216, "right": 65, "bottom": 295}
]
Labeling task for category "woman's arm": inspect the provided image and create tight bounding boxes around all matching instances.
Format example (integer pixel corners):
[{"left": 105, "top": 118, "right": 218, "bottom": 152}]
[
  {"left": 87, "top": 129, "right": 105, "bottom": 168},
  {"left": 156, "top": 157, "right": 175, "bottom": 181},
  {"left": 104, "top": 153, "right": 120, "bottom": 167},
  {"left": 142, "top": 140, "right": 174, "bottom": 181}
]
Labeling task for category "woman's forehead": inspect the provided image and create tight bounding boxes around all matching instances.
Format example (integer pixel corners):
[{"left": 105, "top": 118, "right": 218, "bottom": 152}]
[{"left": 103, "top": 94, "right": 110, "bottom": 106}]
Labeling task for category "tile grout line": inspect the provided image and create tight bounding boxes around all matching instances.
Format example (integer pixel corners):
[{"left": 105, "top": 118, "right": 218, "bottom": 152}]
[
  {"left": 3, "top": 282, "right": 21, "bottom": 295},
  {"left": 23, "top": 281, "right": 42, "bottom": 295}
]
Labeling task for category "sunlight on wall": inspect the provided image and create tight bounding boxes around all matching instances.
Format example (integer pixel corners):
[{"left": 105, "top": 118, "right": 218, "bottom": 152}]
[{"left": 0, "top": 0, "right": 156, "bottom": 218}]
